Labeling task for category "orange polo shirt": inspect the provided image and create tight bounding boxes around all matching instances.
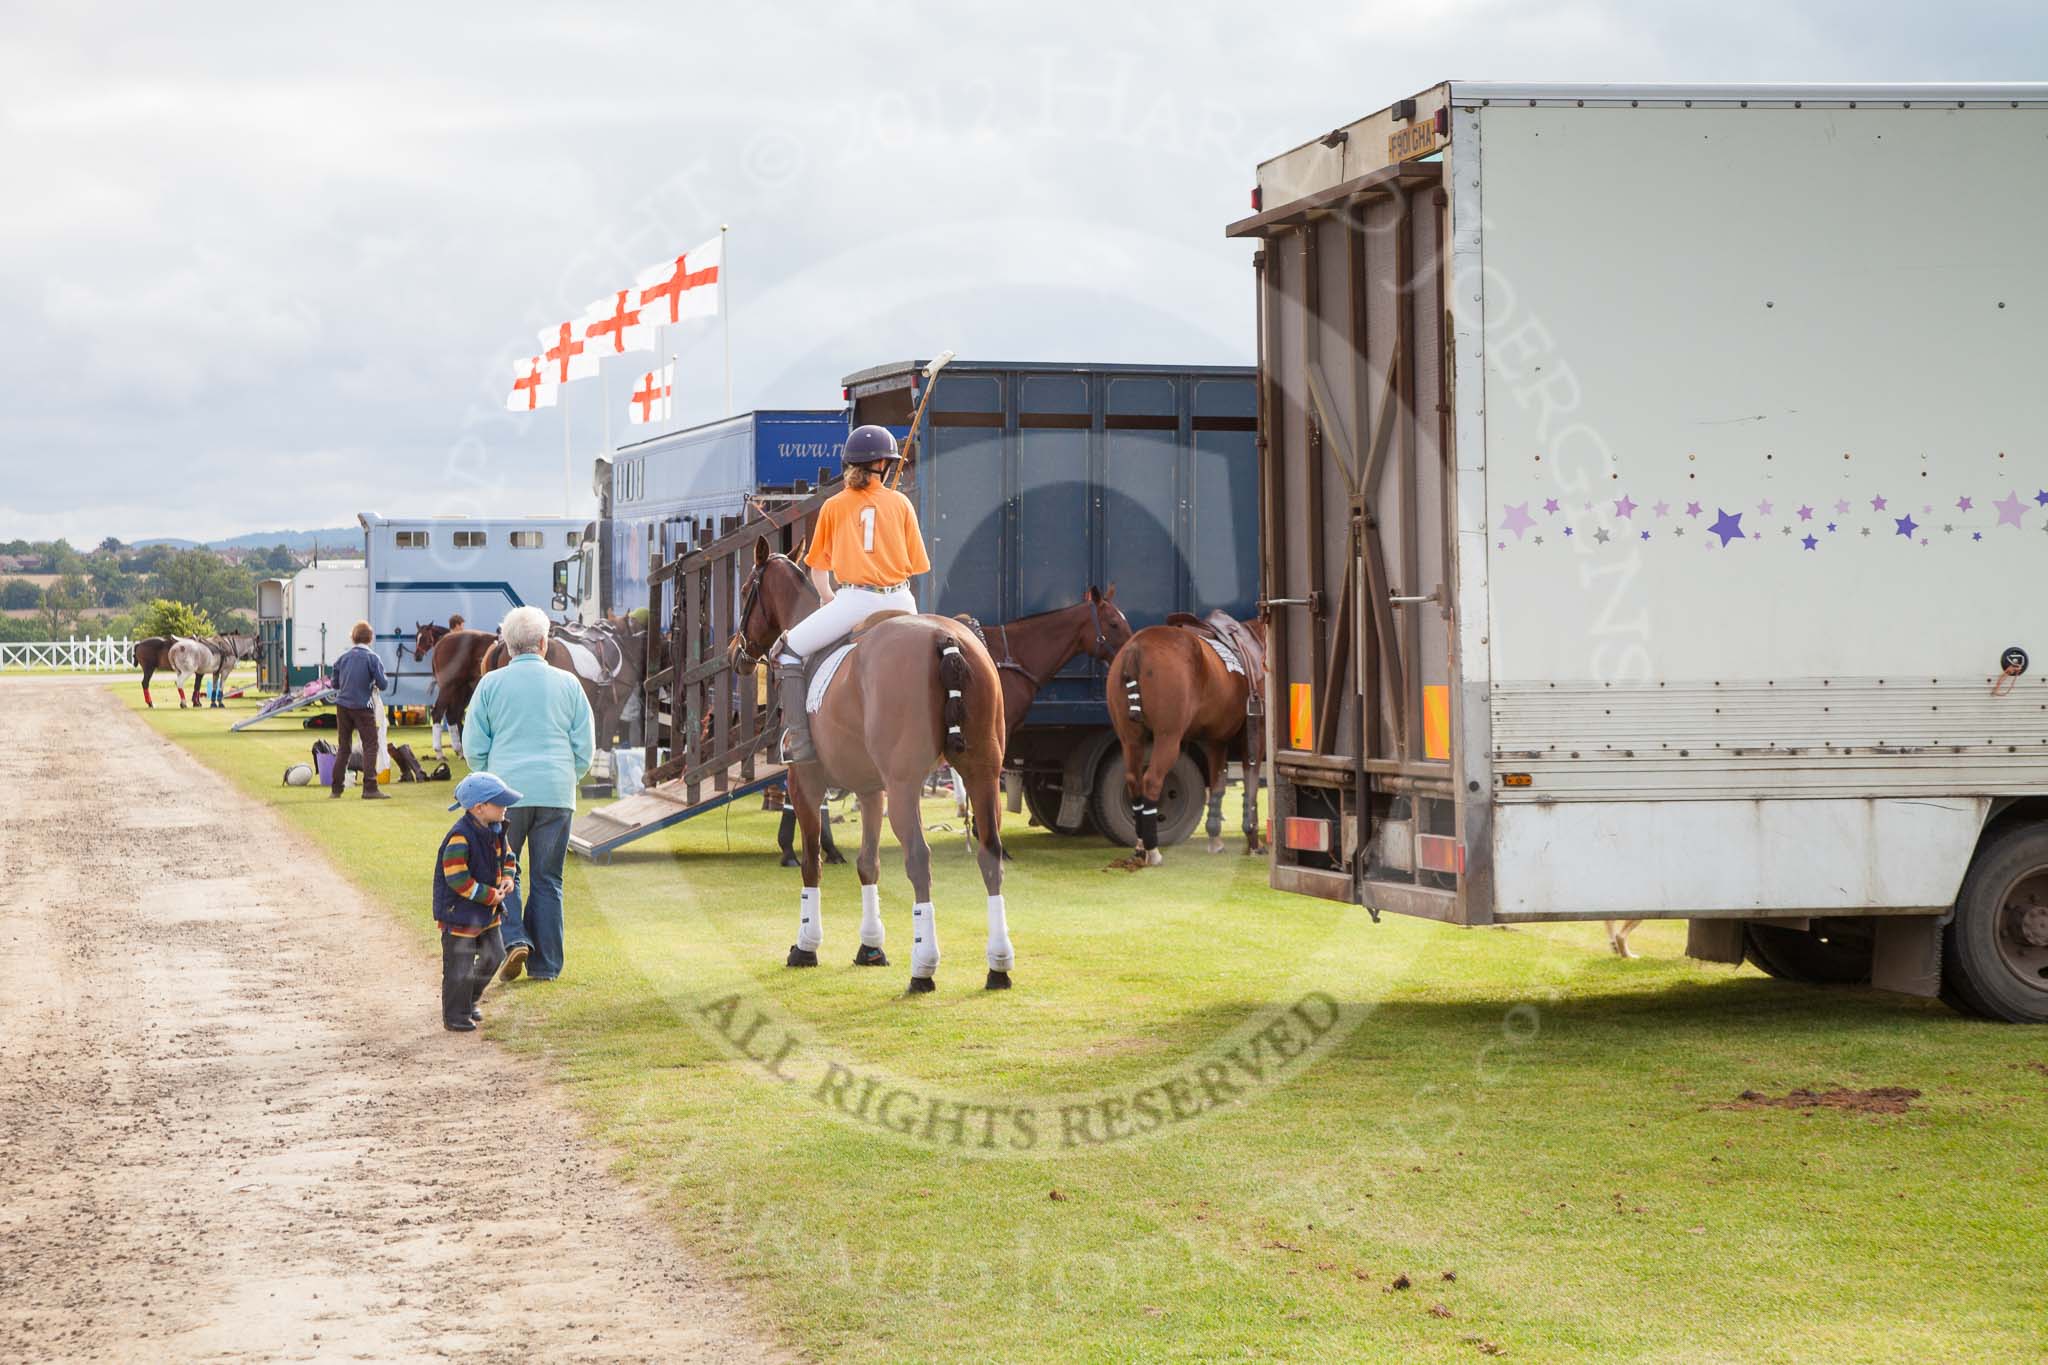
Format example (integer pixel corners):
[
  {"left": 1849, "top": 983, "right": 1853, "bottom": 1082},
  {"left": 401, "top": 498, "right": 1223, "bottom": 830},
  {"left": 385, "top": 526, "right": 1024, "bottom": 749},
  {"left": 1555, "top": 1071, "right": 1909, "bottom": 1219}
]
[{"left": 805, "top": 484, "right": 930, "bottom": 586}]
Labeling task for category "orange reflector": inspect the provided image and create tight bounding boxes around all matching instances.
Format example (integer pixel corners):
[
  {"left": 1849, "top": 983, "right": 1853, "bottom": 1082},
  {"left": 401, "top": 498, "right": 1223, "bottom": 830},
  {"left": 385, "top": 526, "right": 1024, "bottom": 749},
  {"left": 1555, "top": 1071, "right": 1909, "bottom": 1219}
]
[
  {"left": 1289, "top": 682, "right": 1313, "bottom": 750},
  {"left": 1422, "top": 684, "right": 1451, "bottom": 760},
  {"left": 1416, "top": 833, "right": 1464, "bottom": 875},
  {"left": 1283, "top": 816, "right": 1331, "bottom": 853},
  {"left": 1502, "top": 773, "right": 1532, "bottom": 788}
]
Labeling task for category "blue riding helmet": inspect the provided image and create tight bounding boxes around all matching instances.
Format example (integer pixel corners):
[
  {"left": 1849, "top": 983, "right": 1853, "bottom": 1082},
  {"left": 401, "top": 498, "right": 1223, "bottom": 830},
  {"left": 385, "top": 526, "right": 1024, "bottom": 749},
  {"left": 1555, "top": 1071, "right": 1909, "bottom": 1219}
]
[{"left": 841, "top": 424, "right": 900, "bottom": 466}]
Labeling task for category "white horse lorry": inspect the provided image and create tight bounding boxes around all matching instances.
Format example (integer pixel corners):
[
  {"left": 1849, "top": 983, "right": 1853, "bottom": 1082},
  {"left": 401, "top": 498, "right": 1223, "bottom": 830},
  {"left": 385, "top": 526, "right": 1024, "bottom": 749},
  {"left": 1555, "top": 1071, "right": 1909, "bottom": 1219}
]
[{"left": 1230, "top": 82, "right": 2048, "bottom": 1021}]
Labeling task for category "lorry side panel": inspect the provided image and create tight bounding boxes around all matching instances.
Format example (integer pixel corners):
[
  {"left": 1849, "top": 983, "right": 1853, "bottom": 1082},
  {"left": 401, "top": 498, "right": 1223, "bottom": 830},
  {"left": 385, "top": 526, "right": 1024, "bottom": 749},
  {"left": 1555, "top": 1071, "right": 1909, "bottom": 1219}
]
[{"left": 1475, "top": 103, "right": 2048, "bottom": 917}]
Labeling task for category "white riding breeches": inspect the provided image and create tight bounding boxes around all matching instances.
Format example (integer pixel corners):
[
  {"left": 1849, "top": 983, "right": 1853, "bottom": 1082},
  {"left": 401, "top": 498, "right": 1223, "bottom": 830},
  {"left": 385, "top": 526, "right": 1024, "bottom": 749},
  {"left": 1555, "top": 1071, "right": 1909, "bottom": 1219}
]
[{"left": 783, "top": 585, "right": 916, "bottom": 660}]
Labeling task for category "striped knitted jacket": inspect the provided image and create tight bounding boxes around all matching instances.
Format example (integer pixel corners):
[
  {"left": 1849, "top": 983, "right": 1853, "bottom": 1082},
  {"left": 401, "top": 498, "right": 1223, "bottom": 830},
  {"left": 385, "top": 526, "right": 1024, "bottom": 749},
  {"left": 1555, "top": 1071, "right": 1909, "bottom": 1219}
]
[{"left": 432, "top": 811, "right": 519, "bottom": 934}]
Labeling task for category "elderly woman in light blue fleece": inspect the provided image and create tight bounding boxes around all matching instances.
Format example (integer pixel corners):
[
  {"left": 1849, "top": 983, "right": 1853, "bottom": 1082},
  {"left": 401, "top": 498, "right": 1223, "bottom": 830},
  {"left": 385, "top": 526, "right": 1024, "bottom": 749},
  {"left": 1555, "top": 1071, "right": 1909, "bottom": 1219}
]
[{"left": 465, "top": 606, "right": 594, "bottom": 983}]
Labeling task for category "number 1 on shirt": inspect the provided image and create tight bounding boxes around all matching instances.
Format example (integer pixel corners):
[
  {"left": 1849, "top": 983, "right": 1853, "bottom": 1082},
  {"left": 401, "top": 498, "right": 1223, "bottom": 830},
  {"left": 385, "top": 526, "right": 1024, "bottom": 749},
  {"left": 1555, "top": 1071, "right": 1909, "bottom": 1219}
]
[{"left": 858, "top": 506, "right": 876, "bottom": 553}]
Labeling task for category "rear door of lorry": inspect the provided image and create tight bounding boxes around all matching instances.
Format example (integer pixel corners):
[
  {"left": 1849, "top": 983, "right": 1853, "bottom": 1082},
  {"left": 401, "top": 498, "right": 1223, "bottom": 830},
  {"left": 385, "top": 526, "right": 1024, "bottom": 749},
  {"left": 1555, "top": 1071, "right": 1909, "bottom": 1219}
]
[{"left": 1231, "top": 152, "right": 1462, "bottom": 919}]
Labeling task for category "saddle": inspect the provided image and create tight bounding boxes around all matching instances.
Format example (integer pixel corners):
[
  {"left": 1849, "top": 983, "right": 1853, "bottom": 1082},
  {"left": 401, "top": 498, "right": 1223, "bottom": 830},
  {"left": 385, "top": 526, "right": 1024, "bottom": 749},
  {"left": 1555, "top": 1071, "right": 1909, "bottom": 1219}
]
[
  {"left": 1167, "top": 610, "right": 1267, "bottom": 714},
  {"left": 553, "top": 621, "right": 627, "bottom": 686},
  {"left": 791, "top": 610, "right": 917, "bottom": 711}
]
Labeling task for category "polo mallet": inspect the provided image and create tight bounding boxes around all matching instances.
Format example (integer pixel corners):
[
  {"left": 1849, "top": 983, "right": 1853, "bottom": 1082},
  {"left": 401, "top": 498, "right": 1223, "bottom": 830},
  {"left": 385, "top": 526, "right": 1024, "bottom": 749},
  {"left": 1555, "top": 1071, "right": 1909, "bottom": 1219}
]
[{"left": 889, "top": 350, "right": 955, "bottom": 489}]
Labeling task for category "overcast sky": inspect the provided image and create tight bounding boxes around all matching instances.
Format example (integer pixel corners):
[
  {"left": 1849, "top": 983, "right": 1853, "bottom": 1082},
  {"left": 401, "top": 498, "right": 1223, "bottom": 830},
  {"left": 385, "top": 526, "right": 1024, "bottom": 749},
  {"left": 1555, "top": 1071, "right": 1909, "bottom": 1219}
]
[{"left": 1, "top": 1, "right": 2043, "bottom": 543}]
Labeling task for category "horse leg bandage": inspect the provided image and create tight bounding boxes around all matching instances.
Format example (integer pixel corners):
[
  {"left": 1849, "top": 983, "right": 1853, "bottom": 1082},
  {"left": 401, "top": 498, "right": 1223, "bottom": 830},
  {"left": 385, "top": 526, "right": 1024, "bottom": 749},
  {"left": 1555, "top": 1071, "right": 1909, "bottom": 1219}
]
[
  {"left": 1133, "top": 800, "right": 1160, "bottom": 851},
  {"left": 1206, "top": 787, "right": 1226, "bottom": 839},
  {"left": 859, "top": 884, "right": 884, "bottom": 949},
  {"left": 985, "top": 894, "right": 1013, "bottom": 973},
  {"left": 797, "top": 886, "right": 822, "bottom": 953},
  {"left": 911, "top": 901, "right": 940, "bottom": 978}
]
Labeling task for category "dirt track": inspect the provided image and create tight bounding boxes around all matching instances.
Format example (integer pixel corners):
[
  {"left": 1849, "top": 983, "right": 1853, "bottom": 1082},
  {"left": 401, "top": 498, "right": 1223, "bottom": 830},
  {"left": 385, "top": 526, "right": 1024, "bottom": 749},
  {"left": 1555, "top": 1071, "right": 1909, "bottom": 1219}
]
[{"left": 0, "top": 681, "right": 784, "bottom": 1364}]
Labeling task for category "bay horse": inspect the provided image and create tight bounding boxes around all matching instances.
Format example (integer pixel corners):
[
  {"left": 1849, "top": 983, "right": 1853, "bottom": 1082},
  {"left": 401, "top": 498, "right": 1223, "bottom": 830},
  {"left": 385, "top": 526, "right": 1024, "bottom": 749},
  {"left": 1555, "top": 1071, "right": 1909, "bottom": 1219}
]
[
  {"left": 968, "top": 587, "right": 1132, "bottom": 739},
  {"left": 418, "top": 626, "right": 497, "bottom": 757},
  {"left": 480, "top": 617, "right": 646, "bottom": 753},
  {"left": 135, "top": 636, "right": 172, "bottom": 707},
  {"left": 1106, "top": 615, "right": 1267, "bottom": 868},
  {"left": 732, "top": 540, "right": 1012, "bottom": 993}
]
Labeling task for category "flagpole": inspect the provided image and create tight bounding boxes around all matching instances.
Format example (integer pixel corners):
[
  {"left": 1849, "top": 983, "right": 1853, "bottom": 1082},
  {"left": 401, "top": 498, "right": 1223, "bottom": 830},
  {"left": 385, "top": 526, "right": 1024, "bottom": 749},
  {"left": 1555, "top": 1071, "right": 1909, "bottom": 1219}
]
[
  {"left": 561, "top": 382, "right": 572, "bottom": 516},
  {"left": 601, "top": 362, "right": 613, "bottom": 470},
  {"left": 720, "top": 223, "right": 732, "bottom": 417}
]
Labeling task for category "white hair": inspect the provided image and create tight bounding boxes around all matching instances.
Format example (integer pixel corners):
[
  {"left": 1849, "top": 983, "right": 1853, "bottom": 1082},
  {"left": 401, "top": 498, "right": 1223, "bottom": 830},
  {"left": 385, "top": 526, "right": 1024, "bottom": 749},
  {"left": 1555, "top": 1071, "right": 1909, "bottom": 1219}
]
[{"left": 502, "top": 606, "right": 551, "bottom": 655}]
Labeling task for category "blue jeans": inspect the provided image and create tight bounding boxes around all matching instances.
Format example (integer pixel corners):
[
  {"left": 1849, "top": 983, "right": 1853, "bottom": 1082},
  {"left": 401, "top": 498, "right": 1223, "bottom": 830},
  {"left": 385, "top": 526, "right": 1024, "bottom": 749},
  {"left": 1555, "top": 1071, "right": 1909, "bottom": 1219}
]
[{"left": 500, "top": 805, "right": 572, "bottom": 979}]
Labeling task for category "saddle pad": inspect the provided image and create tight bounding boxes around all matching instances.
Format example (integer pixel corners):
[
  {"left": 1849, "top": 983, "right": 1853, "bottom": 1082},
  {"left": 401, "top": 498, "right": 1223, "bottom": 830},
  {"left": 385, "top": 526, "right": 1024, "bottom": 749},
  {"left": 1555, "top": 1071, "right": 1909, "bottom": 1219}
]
[
  {"left": 807, "top": 642, "right": 857, "bottom": 714},
  {"left": 1203, "top": 636, "right": 1244, "bottom": 676},
  {"left": 560, "top": 638, "right": 609, "bottom": 685}
]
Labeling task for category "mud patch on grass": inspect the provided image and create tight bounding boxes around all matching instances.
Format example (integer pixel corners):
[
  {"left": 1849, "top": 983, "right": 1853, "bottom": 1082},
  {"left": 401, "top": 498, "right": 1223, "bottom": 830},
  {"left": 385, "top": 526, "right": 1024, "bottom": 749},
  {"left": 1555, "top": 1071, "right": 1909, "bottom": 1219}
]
[{"left": 1718, "top": 1086, "right": 1922, "bottom": 1116}]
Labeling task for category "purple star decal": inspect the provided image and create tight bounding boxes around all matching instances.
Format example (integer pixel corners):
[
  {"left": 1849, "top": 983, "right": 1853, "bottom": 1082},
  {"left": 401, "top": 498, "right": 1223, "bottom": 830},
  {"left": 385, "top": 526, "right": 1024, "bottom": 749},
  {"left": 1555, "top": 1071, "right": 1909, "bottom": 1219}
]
[
  {"left": 2035, "top": 490, "right": 2048, "bottom": 507},
  {"left": 1974, "top": 531, "right": 1984, "bottom": 541},
  {"left": 1796, "top": 505, "right": 1814, "bottom": 521},
  {"left": 1957, "top": 496, "right": 1974, "bottom": 512},
  {"left": 1640, "top": 529, "right": 1650, "bottom": 541},
  {"left": 1995, "top": 490, "right": 2027, "bottom": 528},
  {"left": 1757, "top": 498, "right": 1774, "bottom": 516},
  {"left": 1834, "top": 498, "right": 1851, "bottom": 515},
  {"left": 1922, "top": 504, "right": 1932, "bottom": 515},
  {"left": 1894, "top": 514, "right": 1918, "bottom": 538},
  {"left": 1615, "top": 495, "right": 1637, "bottom": 518},
  {"left": 1563, "top": 526, "right": 1574, "bottom": 537},
  {"left": 1826, "top": 522, "right": 1838, "bottom": 532},
  {"left": 1543, "top": 498, "right": 1560, "bottom": 514},
  {"left": 1685, "top": 501, "right": 1703, "bottom": 518},
  {"left": 1801, "top": 534, "right": 1817, "bottom": 550},
  {"left": 1870, "top": 494, "right": 1888, "bottom": 512},
  {"left": 1501, "top": 502, "right": 1537, "bottom": 540},
  {"left": 1709, "top": 509, "right": 1744, "bottom": 546},
  {"left": 1652, "top": 500, "right": 1670, "bottom": 518},
  {"left": 1498, "top": 541, "right": 1506, "bottom": 549}
]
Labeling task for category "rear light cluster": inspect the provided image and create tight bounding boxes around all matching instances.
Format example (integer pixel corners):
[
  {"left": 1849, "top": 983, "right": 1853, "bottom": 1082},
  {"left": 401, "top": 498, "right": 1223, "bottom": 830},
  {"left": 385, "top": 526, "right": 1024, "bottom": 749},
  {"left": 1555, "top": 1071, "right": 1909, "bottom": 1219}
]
[
  {"left": 1281, "top": 816, "right": 1329, "bottom": 853},
  {"left": 1250, "top": 185, "right": 1262, "bottom": 212}
]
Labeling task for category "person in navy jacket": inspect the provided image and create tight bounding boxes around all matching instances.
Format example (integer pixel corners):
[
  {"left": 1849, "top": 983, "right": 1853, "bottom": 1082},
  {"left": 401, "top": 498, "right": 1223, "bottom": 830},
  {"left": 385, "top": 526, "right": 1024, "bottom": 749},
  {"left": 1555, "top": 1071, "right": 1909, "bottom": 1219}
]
[
  {"left": 329, "top": 620, "right": 391, "bottom": 800},
  {"left": 434, "top": 773, "right": 521, "bottom": 1031}
]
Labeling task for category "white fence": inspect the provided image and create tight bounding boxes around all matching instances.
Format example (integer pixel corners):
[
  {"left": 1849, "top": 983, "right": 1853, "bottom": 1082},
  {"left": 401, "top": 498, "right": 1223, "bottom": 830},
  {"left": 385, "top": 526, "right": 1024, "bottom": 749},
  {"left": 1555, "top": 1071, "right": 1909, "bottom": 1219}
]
[{"left": 0, "top": 637, "right": 134, "bottom": 671}]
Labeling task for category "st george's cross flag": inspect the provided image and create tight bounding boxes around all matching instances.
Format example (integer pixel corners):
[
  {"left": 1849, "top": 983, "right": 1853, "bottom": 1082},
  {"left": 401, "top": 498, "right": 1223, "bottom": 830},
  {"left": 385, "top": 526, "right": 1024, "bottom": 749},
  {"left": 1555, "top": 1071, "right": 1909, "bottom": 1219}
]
[
  {"left": 537, "top": 319, "right": 599, "bottom": 385},
  {"left": 507, "top": 354, "right": 557, "bottom": 412},
  {"left": 628, "top": 362, "right": 674, "bottom": 425},
  {"left": 582, "top": 288, "right": 653, "bottom": 356},
  {"left": 636, "top": 235, "right": 721, "bottom": 326}
]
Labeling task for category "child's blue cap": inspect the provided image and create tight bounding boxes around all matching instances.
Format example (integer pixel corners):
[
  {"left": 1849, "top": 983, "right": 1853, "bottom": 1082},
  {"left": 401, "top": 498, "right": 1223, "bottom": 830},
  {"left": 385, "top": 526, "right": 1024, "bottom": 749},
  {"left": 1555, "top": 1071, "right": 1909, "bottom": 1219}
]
[{"left": 451, "top": 772, "right": 523, "bottom": 811}]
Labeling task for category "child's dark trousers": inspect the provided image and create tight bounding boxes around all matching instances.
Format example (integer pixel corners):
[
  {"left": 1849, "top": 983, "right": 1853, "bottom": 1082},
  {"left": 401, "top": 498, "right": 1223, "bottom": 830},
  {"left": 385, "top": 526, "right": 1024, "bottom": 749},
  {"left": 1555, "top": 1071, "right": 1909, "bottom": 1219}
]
[{"left": 441, "top": 925, "right": 507, "bottom": 1027}]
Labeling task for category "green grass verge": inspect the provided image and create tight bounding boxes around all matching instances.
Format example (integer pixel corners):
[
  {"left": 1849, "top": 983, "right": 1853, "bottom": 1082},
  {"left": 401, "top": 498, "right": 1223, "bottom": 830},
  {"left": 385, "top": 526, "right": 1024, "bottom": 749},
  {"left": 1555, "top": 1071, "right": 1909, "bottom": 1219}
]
[{"left": 130, "top": 685, "right": 2048, "bottom": 1363}]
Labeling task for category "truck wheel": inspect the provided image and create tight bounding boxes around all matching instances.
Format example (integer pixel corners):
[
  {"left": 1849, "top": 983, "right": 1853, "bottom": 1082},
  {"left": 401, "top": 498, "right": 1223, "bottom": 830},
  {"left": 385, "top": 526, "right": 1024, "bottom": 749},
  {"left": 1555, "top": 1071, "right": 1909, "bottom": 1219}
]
[
  {"left": 1091, "top": 750, "right": 1205, "bottom": 850},
  {"left": 1943, "top": 824, "right": 2048, "bottom": 1023},
  {"left": 1742, "top": 920, "right": 1873, "bottom": 985},
  {"left": 1020, "top": 773, "right": 1095, "bottom": 836}
]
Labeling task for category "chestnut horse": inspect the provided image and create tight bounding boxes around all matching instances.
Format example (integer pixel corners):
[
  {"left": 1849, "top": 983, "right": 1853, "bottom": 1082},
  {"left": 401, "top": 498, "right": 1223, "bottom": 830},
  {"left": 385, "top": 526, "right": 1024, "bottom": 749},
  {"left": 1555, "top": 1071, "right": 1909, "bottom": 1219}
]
[
  {"left": 732, "top": 541, "right": 1012, "bottom": 993},
  {"left": 1106, "top": 616, "right": 1267, "bottom": 868}
]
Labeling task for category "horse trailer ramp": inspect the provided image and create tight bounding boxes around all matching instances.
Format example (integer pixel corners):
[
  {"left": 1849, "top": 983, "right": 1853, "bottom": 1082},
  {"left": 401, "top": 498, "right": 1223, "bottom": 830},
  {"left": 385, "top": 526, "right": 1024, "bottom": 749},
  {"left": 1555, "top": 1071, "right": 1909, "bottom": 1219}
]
[{"left": 568, "top": 761, "right": 785, "bottom": 861}]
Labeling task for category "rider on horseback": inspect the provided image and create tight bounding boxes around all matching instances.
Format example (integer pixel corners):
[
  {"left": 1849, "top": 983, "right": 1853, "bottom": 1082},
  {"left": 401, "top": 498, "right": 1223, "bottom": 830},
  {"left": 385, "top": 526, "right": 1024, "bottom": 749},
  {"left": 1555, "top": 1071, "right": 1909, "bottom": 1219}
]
[{"left": 775, "top": 424, "right": 930, "bottom": 763}]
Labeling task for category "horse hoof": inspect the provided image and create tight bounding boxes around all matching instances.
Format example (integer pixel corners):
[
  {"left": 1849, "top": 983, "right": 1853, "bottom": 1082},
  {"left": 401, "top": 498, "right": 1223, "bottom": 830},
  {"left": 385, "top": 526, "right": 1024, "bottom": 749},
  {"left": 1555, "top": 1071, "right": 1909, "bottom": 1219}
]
[
  {"left": 1145, "top": 848, "right": 1163, "bottom": 867},
  {"left": 786, "top": 946, "right": 819, "bottom": 968},
  {"left": 1207, "top": 837, "right": 1226, "bottom": 854},
  {"left": 853, "top": 944, "right": 889, "bottom": 967},
  {"left": 985, "top": 970, "right": 1012, "bottom": 991},
  {"left": 824, "top": 850, "right": 847, "bottom": 866},
  {"left": 779, "top": 853, "right": 799, "bottom": 869},
  {"left": 906, "top": 976, "right": 935, "bottom": 994}
]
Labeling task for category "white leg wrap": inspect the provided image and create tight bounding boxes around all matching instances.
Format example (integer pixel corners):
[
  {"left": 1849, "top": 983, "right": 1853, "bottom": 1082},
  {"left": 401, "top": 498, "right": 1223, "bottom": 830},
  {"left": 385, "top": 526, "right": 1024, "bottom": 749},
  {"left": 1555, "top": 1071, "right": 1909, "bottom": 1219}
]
[
  {"left": 797, "top": 886, "right": 822, "bottom": 952},
  {"left": 985, "top": 894, "right": 1013, "bottom": 972},
  {"left": 911, "top": 901, "right": 939, "bottom": 978},
  {"left": 859, "top": 884, "right": 885, "bottom": 948}
]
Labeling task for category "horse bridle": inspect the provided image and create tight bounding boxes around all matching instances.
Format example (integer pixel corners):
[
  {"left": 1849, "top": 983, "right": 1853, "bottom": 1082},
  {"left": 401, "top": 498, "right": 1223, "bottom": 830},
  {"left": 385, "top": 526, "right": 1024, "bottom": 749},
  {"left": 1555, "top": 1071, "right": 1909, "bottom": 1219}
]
[
  {"left": 731, "top": 552, "right": 819, "bottom": 669},
  {"left": 982, "top": 595, "right": 1113, "bottom": 689}
]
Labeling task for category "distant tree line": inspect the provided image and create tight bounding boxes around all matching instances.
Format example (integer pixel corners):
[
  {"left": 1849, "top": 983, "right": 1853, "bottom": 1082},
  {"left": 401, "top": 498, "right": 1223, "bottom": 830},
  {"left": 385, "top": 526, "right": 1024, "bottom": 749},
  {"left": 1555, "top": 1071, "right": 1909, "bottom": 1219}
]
[{"left": 0, "top": 537, "right": 307, "bottom": 644}]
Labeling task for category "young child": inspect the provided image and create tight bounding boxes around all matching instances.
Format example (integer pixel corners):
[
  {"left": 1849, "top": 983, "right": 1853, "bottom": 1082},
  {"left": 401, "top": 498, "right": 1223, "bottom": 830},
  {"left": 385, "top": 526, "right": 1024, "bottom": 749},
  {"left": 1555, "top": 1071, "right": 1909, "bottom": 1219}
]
[{"left": 434, "top": 773, "right": 522, "bottom": 1032}]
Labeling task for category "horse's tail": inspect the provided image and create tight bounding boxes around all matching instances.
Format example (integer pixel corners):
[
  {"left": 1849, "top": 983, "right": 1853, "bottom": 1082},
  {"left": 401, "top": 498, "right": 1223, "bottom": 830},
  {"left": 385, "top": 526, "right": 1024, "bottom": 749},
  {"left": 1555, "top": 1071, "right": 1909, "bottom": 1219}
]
[
  {"left": 1114, "top": 640, "right": 1146, "bottom": 734},
  {"left": 937, "top": 636, "right": 971, "bottom": 757}
]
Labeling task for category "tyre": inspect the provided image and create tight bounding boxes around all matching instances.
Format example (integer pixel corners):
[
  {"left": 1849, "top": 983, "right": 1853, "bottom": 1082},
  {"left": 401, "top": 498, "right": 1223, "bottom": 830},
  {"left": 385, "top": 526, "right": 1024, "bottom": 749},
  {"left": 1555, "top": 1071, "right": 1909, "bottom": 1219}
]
[
  {"left": 1943, "top": 824, "right": 2048, "bottom": 1023},
  {"left": 1091, "top": 749, "right": 1206, "bottom": 849},
  {"left": 1020, "top": 772, "right": 1095, "bottom": 836},
  {"left": 1742, "top": 920, "right": 1874, "bottom": 985}
]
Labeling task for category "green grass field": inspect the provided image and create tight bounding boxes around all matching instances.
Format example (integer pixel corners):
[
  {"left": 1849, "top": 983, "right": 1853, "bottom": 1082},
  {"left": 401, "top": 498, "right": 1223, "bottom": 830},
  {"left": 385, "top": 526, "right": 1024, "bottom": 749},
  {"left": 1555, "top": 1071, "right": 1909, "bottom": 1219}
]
[{"left": 129, "top": 682, "right": 2048, "bottom": 1363}]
